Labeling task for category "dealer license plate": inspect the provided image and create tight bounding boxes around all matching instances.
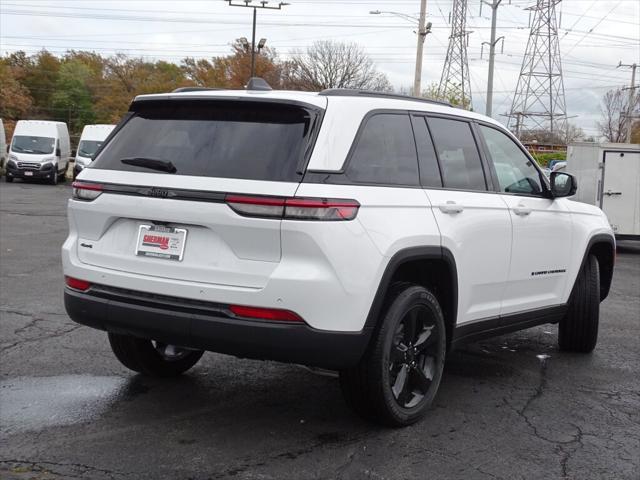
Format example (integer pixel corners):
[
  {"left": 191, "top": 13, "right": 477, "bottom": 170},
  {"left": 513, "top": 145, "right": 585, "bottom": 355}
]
[{"left": 135, "top": 224, "right": 187, "bottom": 261}]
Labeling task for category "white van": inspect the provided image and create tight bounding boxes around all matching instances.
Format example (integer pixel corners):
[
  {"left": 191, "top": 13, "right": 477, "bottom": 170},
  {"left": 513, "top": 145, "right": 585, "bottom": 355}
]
[
  {"left": 6, "top": 120, "right": 71, "bottom": 184},
  {"left": 0, "top": 119, "right": 6, "bottom": 172},
  {"left": 74, "top": 124, "right": 115, "bottom": 179}
]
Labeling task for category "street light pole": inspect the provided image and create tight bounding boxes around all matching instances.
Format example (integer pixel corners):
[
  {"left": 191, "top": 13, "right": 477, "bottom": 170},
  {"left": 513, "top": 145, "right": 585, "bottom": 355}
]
[
  {"left": 370, "top": 6, "right": 432, "bottom": 96},
  {"left": 225, "top": 1, "right": 289, "bottom": 79}
]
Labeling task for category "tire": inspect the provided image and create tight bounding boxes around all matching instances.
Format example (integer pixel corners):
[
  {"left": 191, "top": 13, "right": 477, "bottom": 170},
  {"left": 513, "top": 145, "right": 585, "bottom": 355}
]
[
  {"left": 5, "top": 175, "right": 13, "bottom": 183},
  {"left": 108, "top": 332, "right": 204, "bottom": 377},
  {"left": 339, "top": 283, "right": 447, "bottom": 427},
  {"left": 558, "top": 254, "right": 600, "bottom": 353},
  {"left": 50, "top": 170, "right": 58, "bottom": 185}
]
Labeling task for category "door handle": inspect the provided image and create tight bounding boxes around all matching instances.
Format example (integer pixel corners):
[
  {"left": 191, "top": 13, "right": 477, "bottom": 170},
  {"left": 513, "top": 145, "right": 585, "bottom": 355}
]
[
  {"left": 603, "top": 190, "right": 622, "bottom": 196},
  {"left": 512, "top": 203, "right": 532, "bottom": 216},
  {"left": 439, "top": 201, "right": 464, "bottom": 214}
]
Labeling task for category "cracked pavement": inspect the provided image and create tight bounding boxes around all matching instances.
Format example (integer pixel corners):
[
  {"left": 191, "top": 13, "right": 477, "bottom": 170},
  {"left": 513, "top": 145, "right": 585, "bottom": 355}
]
[{"left": 1, "top": 181, "right": 639, "bottom": 479}]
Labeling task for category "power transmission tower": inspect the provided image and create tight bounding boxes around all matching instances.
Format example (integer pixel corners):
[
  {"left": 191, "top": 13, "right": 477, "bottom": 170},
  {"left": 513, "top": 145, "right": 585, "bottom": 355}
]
[
  {"left": 438, "top": 0, "right": 472, "bottom": 107},
  {"left": 507, "top": 0, "right": 568, "bottom": 142}
]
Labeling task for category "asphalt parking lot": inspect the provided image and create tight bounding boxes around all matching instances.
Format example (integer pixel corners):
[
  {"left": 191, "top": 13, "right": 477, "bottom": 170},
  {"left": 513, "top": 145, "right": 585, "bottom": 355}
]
[{"left": 1, "top": 181, "right": 639, "bottom": 480}]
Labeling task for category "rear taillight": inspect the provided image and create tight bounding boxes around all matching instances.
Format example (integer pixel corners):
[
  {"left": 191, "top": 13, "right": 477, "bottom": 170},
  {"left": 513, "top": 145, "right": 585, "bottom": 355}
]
[
  {"left": 225, "top": 194, "right": 286, "bottom": 219},
  {"left": 229, "top": 304, "right": 304, "bottom": 323},
  {"left": 285, "top": 197, "right": 360, "bottom": 221},
  {"left": 72, "top": 181, "right": 103, "bottom": 201},
  {"left": 225, "top": 194, "right": 359, "bottom": 221},
  {"left": 65, "top": 276, "right": 92, "bottom": 292}
]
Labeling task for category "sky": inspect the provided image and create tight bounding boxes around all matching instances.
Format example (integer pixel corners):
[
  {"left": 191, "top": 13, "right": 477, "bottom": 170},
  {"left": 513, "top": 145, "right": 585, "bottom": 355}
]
[{"left": 1, "top": 0, "right": 639, "bottom": 137}]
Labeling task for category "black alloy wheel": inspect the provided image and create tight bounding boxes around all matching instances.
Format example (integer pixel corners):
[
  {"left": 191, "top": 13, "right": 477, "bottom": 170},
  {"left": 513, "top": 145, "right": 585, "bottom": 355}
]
[{"left": 388, "top": 305, "right": 441, "bottom": 408}]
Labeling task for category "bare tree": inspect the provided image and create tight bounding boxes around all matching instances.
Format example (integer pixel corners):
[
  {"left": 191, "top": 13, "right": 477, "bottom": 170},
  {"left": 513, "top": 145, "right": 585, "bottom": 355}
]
[
  {"left": 283, "top": 41, "right": 392, "bottom": 92},
  {"left": 597, "top": 88, "right": 640, "bottom": 142},
  {"left": 518, "top": 122, "right": 583, "bottom": 144}
]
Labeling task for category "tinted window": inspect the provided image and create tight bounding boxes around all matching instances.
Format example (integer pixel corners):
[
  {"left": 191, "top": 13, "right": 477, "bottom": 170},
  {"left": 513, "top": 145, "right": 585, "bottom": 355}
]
[
  {"left": 479, "top": 125, "right": 543, "bottom": 195},
  {"left": 428, "top": 118, "right": 487, "bottom": 191},
  {"left": 411, "top": 115, "right": 442, "bottom": 187},
  {"left": 91, "top": 100, "right": 316, "bottom": 182},
  {"left": 346, "top": 113, "right": 419, "bottom": 186}
]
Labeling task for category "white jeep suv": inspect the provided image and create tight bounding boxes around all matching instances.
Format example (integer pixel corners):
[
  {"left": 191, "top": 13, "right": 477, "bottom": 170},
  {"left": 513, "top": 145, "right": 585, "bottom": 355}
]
[{"left": 63, "top": 83, "right": 615, "bottom": 426}]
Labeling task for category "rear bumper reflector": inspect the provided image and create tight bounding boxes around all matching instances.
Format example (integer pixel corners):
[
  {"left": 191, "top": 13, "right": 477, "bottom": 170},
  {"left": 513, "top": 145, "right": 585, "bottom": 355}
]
[
  {"left": 65, "top": 276, "right": 92, "bottom": 292},
  {"left": 229, "top": 304, "right": 304, "bottom": 323}
]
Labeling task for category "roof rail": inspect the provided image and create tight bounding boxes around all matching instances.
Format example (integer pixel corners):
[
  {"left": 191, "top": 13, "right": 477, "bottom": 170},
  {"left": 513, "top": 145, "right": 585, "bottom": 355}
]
[
  {"left": 318, "top": 89, "right": 452, "bottom": 107},
  {"left": 171, "top": 87, "right": 222, "bottom": 93}
]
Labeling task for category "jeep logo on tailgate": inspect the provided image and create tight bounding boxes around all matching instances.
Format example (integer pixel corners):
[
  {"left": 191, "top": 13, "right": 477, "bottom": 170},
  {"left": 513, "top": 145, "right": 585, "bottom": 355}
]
[{"left": 145, "top": 187, "right": 170, "bottom": 198}]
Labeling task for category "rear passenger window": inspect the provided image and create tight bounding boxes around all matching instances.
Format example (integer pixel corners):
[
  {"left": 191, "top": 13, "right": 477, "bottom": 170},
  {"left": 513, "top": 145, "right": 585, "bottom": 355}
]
[
  {"left": 346, "top": 113, "right": 419, "bottom": 186},
  {"left": 428, "top": 118, "right": 487, "bottom": 191}
]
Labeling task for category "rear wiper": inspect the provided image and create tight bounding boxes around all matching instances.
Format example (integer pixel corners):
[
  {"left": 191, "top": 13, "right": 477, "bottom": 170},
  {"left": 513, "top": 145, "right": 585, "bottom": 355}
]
[{"left": 120, "top": 157, "right": 177, "bottom": 173}]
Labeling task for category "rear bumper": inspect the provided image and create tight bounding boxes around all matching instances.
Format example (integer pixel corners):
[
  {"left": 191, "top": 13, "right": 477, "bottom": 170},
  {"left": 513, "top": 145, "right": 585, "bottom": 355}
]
[{"left": 64, "top": 286, "right": 371, "bottom": 370}]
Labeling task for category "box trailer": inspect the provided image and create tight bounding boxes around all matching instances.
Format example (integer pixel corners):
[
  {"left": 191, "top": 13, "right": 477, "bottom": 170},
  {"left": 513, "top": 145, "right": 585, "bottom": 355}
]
[{"left": 566, "top": 142, "right": 640, "bottom": 239}]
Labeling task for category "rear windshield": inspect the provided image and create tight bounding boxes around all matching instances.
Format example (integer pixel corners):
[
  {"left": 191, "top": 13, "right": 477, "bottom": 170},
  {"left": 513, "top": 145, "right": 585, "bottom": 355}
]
[
  {"left": 11, "top": 136, "right": 55, "bottom": 155},
  {"left": 91, "top": 100, "right": 319, "bottom": 182}
]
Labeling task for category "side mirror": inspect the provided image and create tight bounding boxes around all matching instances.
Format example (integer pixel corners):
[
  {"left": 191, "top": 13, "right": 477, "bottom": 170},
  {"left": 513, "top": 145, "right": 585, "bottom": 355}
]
[
  {"left": 550, "top": 172, "right": 577, "bottom": 198},
  {"left": 55, "top": 147, "right": 61, "bottom": 157}
]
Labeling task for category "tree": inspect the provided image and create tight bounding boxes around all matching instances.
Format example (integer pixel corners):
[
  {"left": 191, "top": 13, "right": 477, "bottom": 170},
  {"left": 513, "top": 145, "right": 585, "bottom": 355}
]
[
  {"left": 51, "top": 60, "right": 97, "bottom": 135},
  {"left": 0, "top": 61, "right": 33, "bottom": 140},
  {"left": 6, "top": 50, "right": 61, "bottom": 118},
  {"left": 597, "top": 88, "right": 640, "bottom": 142},
  {"left": 518, "top": 123, "right": 584, "bottom": 145},
  {"left": 182, "top": 39, "right": 284, "bottom": 89},
  {"left": 283, "top": 41, "right": 391, "bottom": 91},
  {"left": 421, "top": 83, "right": 470, "bottom": 109}
]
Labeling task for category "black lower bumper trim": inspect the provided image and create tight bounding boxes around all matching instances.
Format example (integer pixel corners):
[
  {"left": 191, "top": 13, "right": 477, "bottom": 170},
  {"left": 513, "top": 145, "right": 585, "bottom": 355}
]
[
  {"left": 6, "top": 164, "right": 56, "bottom": 180},
  {"left": 64, "top": 288, "right": 371, "bottom": 370}
]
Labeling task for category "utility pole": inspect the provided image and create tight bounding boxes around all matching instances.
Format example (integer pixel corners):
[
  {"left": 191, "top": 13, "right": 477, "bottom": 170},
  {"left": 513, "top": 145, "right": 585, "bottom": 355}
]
[
  {"left": 370, "top": 6, "right": 431, "bottom": 96},
  {"left": 618, "top": 61, "right": 638, "bottom": 143},
  {"left": 482, "top": 0, "right": 503, "bottom": 117},
  {"left": 225, "top": 1, "right": 289, "bottom": 79},
  {"left": 438, "top": 0, "right": 472, "bottom": 107},
  {"left": 414, "top": 0, "right": 428, "bottom": 96}
]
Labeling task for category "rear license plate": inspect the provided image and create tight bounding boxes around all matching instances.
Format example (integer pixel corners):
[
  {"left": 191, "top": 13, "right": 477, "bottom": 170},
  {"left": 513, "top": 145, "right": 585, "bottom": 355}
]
[
  {"left": 24, "top": 171, "right": 34, "bottom": 176},
  {"left": 136, "top": 224, "right": 187, "bottom": 261}
]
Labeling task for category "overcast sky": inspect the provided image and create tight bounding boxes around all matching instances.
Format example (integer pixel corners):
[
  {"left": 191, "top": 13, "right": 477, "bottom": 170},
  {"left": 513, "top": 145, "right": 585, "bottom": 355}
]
[{"left": 1, "top": 0, "right": 639, "bottom": 136}]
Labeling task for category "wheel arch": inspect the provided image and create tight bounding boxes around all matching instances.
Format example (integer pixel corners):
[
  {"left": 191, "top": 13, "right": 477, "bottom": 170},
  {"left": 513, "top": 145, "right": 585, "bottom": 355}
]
[
  {"left": 584, "top": 234, "right": 615, "bottom": 301},
  {"left": 363, "top": 246, "right": 458, "bottom": 350}
]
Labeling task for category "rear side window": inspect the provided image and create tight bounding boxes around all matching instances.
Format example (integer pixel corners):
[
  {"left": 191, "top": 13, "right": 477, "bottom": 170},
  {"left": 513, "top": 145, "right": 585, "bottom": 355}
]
[
  {"left": 345, "top": 113, "right": 419, "bottom": 186},
  {"left": 91, "top": 100, "right": 317, "bottom": 182},
  {"left": 428, "top": 117, "right": 487, "bottom": 191}
]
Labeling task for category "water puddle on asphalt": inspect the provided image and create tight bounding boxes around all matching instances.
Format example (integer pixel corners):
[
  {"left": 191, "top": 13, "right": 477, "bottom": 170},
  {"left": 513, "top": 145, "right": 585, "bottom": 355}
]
[{"left": 0, "top": 375, "right": 129, "bottom": 435}]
